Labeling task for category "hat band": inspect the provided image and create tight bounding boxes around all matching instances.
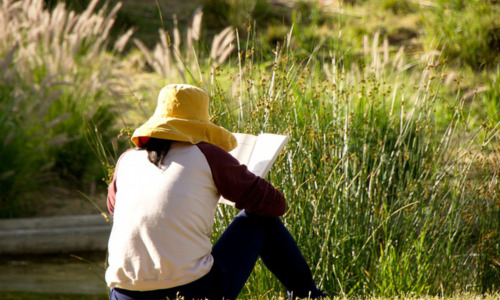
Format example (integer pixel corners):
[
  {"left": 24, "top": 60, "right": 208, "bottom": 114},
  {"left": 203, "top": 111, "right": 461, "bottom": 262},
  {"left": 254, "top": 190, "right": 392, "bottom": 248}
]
[{"left": 132, "top": 117, "right": 237, "bottom": 152}]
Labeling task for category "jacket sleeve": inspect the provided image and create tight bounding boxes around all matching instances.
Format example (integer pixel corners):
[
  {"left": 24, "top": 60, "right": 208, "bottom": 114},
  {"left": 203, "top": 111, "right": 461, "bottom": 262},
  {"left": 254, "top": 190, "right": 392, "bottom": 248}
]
[
  {"left": 106, "top": 150, "right": 130, "bottom": 216},
  {"left": 197, "top": 142, "right": 286, "bottom": 217},
  {"left": 107, "top": 169, "right": 117, "bottom": 216}
]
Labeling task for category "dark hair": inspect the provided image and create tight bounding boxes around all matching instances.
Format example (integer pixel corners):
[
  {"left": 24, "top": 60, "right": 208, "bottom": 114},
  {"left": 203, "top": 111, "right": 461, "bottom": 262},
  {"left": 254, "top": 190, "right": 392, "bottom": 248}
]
[{"left": 140, "top": 138, "right": 173, "bottom": 168}]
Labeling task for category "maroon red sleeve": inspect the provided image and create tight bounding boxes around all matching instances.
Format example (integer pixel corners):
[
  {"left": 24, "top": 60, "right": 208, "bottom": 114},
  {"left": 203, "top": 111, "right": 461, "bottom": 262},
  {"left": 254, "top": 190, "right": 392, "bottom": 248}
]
[
  {"left": 107, "top": 150, "right": 131, "bottom": 216},
  {"left": 107, "top": 165, "right": 118, "bottom": 216},
  {"left": 197, "top": 142, "right": 286, "bottom": 217}
]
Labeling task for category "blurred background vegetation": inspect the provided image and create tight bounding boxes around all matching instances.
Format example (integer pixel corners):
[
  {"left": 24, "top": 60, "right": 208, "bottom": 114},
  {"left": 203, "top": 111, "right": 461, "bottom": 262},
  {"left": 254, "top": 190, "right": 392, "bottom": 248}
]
[{"left": 0, "top": 0, "right": 499, "bottom": 298}]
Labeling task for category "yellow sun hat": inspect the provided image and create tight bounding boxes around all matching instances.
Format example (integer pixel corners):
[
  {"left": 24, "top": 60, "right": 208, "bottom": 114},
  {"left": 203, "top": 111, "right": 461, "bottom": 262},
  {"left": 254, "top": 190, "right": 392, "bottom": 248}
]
[{"left": 131, "top": 84, "right": 237, "bottom": 152}]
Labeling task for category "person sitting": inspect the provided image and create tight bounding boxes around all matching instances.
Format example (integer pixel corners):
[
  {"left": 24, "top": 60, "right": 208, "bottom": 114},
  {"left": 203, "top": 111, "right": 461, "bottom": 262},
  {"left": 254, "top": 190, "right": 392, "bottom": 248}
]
[{"left": 105, "top": 84, "right": 328, "bottom": 299}]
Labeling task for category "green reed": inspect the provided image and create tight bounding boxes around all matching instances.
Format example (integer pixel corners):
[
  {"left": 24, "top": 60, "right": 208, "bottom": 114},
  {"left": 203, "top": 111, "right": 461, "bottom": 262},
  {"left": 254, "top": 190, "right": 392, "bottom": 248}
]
[
  {"left": 125, "top": 19, "right": 500, "bottom": 295},
  {"left": 201, "top": 32, "right": 500, "bottom": 297},
  {"left": 82, "top": 8, "right": 500, "bottom": 297}
]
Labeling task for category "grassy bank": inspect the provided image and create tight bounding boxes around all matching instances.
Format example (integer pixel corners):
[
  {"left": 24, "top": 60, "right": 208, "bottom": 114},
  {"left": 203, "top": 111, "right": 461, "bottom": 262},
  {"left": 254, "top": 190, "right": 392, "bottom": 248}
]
[
  {"left": 2, "top": 291, "right": 500, "bottom": 300},
  {"left": 0, "top": 0, "right": 499, "bottom": 298}
]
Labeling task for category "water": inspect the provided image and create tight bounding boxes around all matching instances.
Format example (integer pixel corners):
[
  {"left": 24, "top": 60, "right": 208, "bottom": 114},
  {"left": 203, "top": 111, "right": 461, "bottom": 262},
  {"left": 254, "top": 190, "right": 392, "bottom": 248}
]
[{"left": 0, "top": 252, "right": 108, "bottom": 295}]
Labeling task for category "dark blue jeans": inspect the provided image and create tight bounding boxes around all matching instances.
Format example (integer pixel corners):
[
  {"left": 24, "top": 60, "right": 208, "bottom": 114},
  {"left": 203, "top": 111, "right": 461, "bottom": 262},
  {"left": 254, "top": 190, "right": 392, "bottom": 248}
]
[{"left": 110, "top": 210, "right": 322, "bottom": 300}]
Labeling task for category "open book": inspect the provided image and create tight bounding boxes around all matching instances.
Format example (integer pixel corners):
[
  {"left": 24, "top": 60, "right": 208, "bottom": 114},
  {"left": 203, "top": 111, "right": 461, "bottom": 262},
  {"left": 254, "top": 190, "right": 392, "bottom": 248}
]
[{"left": 219, "top": 133, "right": 289, "bottom": 205}]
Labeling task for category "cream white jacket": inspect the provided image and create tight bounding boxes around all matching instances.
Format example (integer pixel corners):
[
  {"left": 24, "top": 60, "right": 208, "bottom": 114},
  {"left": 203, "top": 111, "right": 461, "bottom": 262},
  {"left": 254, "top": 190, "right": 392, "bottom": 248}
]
[{"left": 105, "top": 142, "right": 285, "bottom": 291}]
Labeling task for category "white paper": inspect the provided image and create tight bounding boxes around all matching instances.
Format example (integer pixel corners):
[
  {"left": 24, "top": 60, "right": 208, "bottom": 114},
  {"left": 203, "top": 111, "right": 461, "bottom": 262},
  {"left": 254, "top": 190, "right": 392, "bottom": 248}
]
[
  {"left": 246, "top": 134, "right": 289, "bottom": 178},
  {"left": 229, "top": 133, "right": 258, "bottom": 165},
  {"left": 219, "top": 133, "right": 289, "bottom": 205}
]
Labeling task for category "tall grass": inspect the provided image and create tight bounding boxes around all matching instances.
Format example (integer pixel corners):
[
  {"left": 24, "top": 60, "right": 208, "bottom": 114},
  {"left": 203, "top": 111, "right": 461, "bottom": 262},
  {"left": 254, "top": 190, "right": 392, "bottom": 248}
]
[
  {"left": 0, "top": 0, "right": 133, "bottom": 217},
  {"left": 121, "top": 17, "right": 500, "bottom": 296}
]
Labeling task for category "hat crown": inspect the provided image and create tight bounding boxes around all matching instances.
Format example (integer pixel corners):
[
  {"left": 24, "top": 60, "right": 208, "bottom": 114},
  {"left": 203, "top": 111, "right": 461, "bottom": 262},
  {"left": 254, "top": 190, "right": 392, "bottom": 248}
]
[
  {"left": 132, "top": 83, "right": 237, "bottom": 151},
  {"left": 154, "top": 84, "right": 210, "bottom": 122}
]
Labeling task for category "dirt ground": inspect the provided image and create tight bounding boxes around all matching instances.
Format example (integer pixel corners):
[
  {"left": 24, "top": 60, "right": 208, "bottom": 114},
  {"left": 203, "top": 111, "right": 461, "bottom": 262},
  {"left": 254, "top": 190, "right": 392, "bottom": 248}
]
[{"left": 33, "top": 187, "right": 108, "bottom": 217}]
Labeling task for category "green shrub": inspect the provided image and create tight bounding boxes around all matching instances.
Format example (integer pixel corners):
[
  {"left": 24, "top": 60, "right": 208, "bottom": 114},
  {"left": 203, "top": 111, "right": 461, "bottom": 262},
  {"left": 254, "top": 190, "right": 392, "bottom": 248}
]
[
  {"left": 380, "top": 0, "right": 417, "bottom": 15},
  {"left": 202, "top": 0, "right": 277, "bottom": 33},
  {"left": 0, "top": 0, "right": 133, "bottom": 217},
  {"left": 481, "top": 68, "right": 500, "bottom": 122},
  {"left": 422, "top": 0, "right": 500, "bottom": 68},
  {"left": 0, "top": 85, "right": 44, "bottom": 217}
]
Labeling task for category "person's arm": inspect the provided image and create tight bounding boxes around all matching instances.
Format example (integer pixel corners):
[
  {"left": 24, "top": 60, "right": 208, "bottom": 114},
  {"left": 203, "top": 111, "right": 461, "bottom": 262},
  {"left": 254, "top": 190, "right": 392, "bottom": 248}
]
[
  {"left": 107, "top": 170, "right": 117, "bottom": 216},
  {"left": 106, "top": 150, "right": 131, "bottom": 216},
  {"left": 197, "top": 142, "right": 286, "bottom": 217}
]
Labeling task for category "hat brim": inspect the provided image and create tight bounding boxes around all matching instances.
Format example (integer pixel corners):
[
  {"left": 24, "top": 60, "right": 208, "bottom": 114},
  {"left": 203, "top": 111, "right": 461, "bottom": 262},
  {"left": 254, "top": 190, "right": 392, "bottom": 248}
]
[{"left": 131, "top": 117, "right": 237, "bottom": 152}]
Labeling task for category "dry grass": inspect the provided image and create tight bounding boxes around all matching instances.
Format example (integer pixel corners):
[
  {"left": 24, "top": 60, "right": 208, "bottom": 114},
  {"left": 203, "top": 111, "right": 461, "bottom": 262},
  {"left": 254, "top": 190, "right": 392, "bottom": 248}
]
[
  {"left": 0, "top": 0, "right": 138, "bottom": 216},
  {"left": 132, "top": 7, "right": 235, "bottom": 82}
]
